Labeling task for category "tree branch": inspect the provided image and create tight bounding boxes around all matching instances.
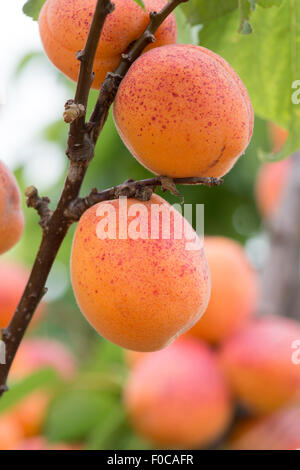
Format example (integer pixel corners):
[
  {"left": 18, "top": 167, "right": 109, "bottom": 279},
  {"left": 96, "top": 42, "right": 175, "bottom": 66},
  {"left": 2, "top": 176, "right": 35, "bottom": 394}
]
[
  {"left": 65, "top": 176, "right": 223, "bottom": 221},
  {"left": 0, "top": 0, "right": 190, "bottom": 397}
]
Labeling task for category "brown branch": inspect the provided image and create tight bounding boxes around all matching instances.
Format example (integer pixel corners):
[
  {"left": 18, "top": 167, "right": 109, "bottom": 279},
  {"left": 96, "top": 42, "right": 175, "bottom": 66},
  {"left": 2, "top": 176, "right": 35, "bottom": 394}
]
[
  {"left": 88, "top": 0, "right": 189, "bottom": 141},
  {"left": 0, "top": 0, "right": 190, "bottom": 397},
  {"left": 0, "top": 0, "right": 114, "bottom": 396},
  {"left": 258, "top": 152, "right": 300, "bottom": 320},
  {"left": 65, "top": 176, "right": 223, "bottom": 221}
]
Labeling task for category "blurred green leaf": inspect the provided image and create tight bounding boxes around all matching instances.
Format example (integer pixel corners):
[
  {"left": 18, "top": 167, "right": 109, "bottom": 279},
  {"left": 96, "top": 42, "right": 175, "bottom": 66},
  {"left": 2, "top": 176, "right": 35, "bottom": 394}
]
[
  {"left": 86, "top": 402, "right": 126, "bottom": 450},
  {"left": 180, "top": 0, "right": 238, "bottom": 26},
  {"left": 0, "top": 368, "right": 60, "bottom": 414},
  {"left": 199, "top": 1, "right": 300, "bottom": 160},
  {"left": 133, "top": 0, "right": 145, "bottom": 9},
  {"left": 15, "top": 51, "right": 45, "bottom": 77},
  {"left": 45, "top": 389, "right": 116, "bottom": 442},
  {"left": 23, "top": 0, "right": 46, "bottom": 21}
]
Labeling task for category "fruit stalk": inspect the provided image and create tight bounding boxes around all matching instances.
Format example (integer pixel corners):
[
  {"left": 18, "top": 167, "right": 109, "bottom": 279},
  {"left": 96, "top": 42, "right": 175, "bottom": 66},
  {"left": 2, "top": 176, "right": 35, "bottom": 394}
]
[{"left": 0, "top": 0, "right": 189, "bottom": 397}]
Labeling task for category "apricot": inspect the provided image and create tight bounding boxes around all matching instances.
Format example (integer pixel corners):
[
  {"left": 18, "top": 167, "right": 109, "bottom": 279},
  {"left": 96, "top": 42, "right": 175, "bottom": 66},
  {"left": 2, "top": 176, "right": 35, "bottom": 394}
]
[
  {"left": 187, "top": 237, "right": 258, "bottom": 344},
  {"left": 220, "top": 316, "right": 300, "bottom": 414},
  {"left": 39, "top": 0, "right": 177, "bottom": 89},
  {"left": 8, "top": 338, "right": 76, "bottom": 437},
  {"left": 269, "top": 122, "right": 288, "bottom": 153},
  {"left": 124, "top": 337, "right": 233, "bottom": 448},
  {"left": 0, "top": 161, "right": 24, "bottom": 254},
  {"left": 255, "top": 157, "right": 291, "bottom": 219},
  {"left": 71, "top": 194, "right": 210, "bottom": 352},
  {"left": 0, "top": 262, "right": 46, "bottom": 329},
  {"left": 113, "top": 44, "right": 253, "bottom": 178},
  {"left": 0, "top": 414, "right": 23, "bottom": 450},
  {"left": 230, "top": 406, "right": 300, "bottom": 450}
]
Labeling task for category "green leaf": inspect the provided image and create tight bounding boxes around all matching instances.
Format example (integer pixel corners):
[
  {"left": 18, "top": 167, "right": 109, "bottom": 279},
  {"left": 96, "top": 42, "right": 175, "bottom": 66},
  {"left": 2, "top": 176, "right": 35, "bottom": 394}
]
[
  {"left": 180, "top": 0, "right": 238, "bottom": 26},
  {"left": 23, "top": 0, "right": 46, "bottom": 21},
  {"left": 257, "top": 0, "right": 284, "bottom": 7},
  {"left": 199, "top": 1, "right": 300, "bottom": 160},
  {"left": 0, "top": 368, "right": 60, "bottom": 414},
  {"left": 133, "top": 0, "right": 145, "bottom": 10},
  {"left": 86, "top": 402, "right": 126, "bottom": 450},
  {"left": 45, "top": 390, "right": 116, "bottom": 442}
]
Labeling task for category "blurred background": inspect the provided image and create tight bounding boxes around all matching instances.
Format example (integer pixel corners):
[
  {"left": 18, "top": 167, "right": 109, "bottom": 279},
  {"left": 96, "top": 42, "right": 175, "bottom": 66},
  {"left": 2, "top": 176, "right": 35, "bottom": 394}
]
[{"left": 0, "top": 0, "right": 299, "bottom": 451}]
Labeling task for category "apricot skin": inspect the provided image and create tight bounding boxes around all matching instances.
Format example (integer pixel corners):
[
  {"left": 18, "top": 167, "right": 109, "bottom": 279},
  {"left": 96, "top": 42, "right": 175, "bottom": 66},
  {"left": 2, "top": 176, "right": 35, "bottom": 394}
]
[
  {"left": 39, "top": 0, "right": 177, "bottom": 89},
  {"left": 187, "top": 237, "right": 258, "bottom": 344},
  {"left": 230, "top": 406, "right": 300, "bottom": 450},
  {"left": 124, "top": 338, "right": 233, "bottom": 449},
  {"left": 220, "top": 316, "right": 300, "bottom": 414},
  {"left": 113, "top": 44, "right": 253, "bottom": 178},
  {"left": 71, "top": 194, "right": 210, "bottom": 352},
  {"left": 255, "top": 157, "right": 291, "bottom": 219},
  {"left": 0, "top": 262, "right": 46, "bottom": 329},
  {"left": 0, "top": 162, "right": 24, "bottom": 255}
]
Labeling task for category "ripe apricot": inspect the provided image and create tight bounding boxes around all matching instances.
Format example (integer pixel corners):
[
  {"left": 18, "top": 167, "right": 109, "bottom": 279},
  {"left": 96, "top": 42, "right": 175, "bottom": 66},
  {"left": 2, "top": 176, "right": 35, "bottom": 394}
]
[
  {"left": 0, "top": 262, "right": 46, "bottom": 329},
  {"left": 269, "top": 122, "right": 288, "bottom": 153},
  {"left": 187, "top": 237, "right": 258, "bottom": 344},
  {"left": 39, "top": 0, "right": 177, "bottom": 89},
  {"left": 230, "top": 406, "right": 300, "bottom": 450},
  {"left": 71, "top": 194, "right": 210, "bottom": 352},
  {"left": 220, "top": 316, "right": 300, "bottom": 414},
  {"left": 255, "top": 157, "right": 291, "bottom": 219},
  {"left": 113, "top": 44, "right": 253, "bottom": 178},
  {"left": 8, "top": 338, "right": 76, "bottom": 437},
  {"left": 0, "top": 161, "right": 24, "bottom": 254},
  {"left": 0, "top": 414, "right": 23, "bottom": 450},
  {"left": 124, "top": 337, "right": 233, "bottom": 448}
]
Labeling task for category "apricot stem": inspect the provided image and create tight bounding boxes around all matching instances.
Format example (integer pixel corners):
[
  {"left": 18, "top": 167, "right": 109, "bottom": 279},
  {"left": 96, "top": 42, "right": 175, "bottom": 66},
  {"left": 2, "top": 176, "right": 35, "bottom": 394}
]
[{"left": 65, "top": 176, "right": 223, "bottom": 221}]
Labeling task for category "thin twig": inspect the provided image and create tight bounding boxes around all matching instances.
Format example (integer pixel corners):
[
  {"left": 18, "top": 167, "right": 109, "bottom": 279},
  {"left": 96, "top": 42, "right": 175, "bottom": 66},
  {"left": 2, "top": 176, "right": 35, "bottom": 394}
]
[{"left": 65, "top": 176, "right": 223, "bottom": 221}]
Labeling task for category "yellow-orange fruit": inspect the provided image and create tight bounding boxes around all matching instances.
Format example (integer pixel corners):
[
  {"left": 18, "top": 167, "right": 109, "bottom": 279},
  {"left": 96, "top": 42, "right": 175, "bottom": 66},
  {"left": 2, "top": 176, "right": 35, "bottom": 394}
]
[
  {"left": 255, "top": 157, "right": 291, "bottom": 219},
  {"left": 187, "top": 237, "right": 258, "bottom": 344},
  {"left": 0, "top": 262, "right": 46, "bottom": 329},
  {"left": 124, "top": 337, "right": 233, "bottom": 448},
  {"left": 230, "top": 406, "right": 300, "bottom": 450},
  {"left": 114, "top": 44, "right": 253, "bottom": 178},
  {"left": 0, "top": 414, "right": 22, "bottom": 450},
  {"left": 0, "top": 162, "right": 24, "bottom": 254},
  {"left": 220, "top": 316, "right": 300, "bottom": 414},
  {"left": 39, "top": 0, "right": 177, "bottom": 89},
  {"left": 269, "top": 122, "right": 288, "bottom": 153},
  {"left": 71, "top": 194, "right": 210, "bottom": 352},
  {"left": 8, "top": 338, "right": 76, "bottom": 437}
]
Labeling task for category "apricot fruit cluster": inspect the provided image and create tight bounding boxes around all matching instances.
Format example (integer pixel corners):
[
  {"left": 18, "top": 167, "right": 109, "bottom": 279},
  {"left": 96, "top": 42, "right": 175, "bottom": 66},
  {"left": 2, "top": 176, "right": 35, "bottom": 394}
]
[
  {"left": 39, "top": 0, "right": 177, "bottom": 89},
  {"left": 0, "top": 162, "right": 24, "bottom": 255}
]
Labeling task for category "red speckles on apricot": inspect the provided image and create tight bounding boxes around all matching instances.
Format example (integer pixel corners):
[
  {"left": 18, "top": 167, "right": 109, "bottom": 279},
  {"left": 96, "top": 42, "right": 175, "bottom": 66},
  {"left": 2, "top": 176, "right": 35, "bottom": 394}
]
[
  {"left": 39, "top": 0, "right": 177, "bottom": 89},
  {"left": 71, "top": 194, "right": 210, "bottom": 351},
  {"left": 114, "top": 44, "right": 253, "bottom": 178}
]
